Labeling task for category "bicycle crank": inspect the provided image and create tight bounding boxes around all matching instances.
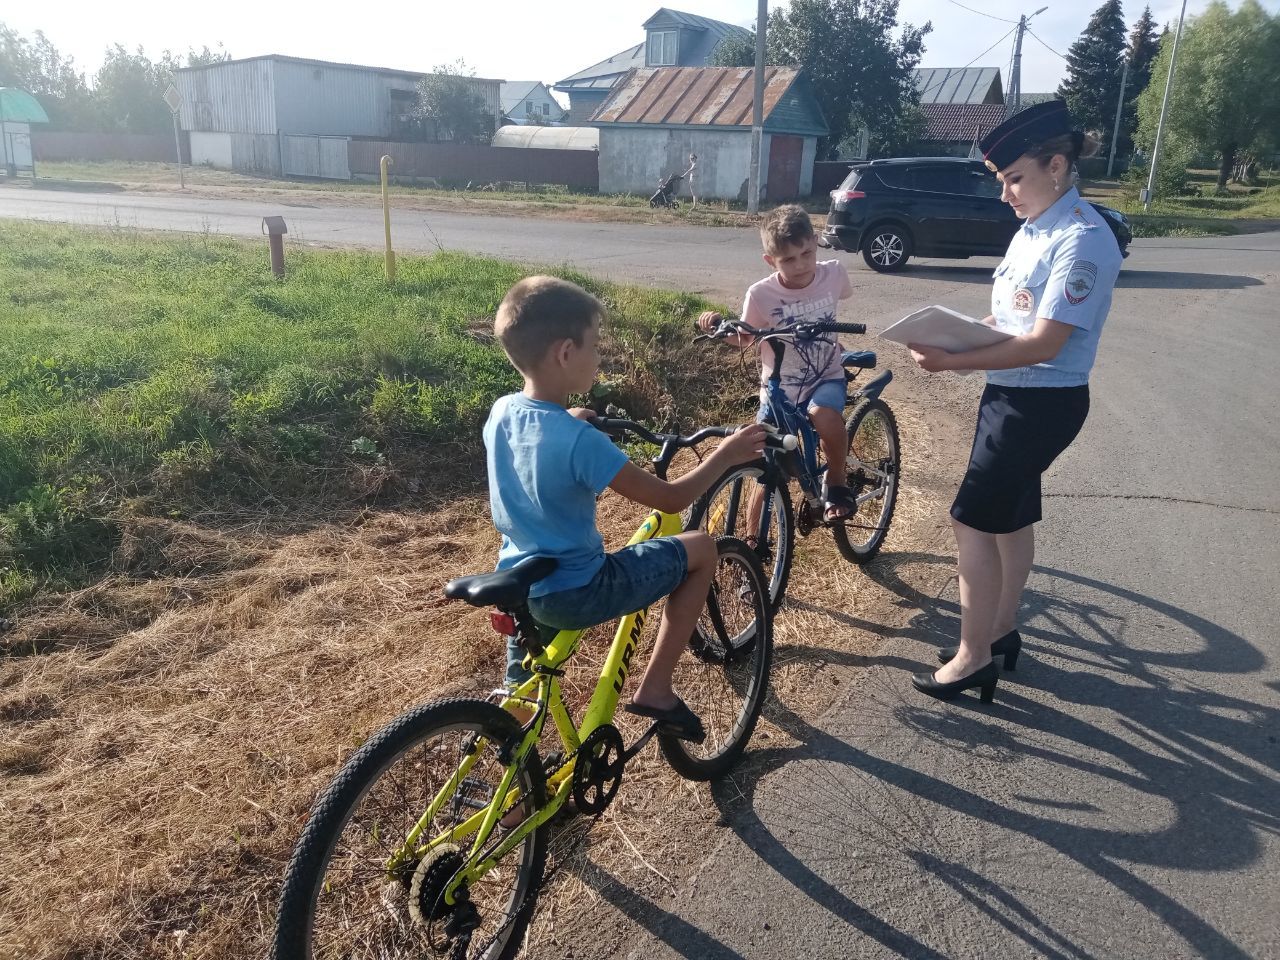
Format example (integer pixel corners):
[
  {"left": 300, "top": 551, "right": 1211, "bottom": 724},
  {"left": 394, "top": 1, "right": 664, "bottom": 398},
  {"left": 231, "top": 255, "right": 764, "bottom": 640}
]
[{"left": 572, "top": 725, "right": 625, "bottom": 814}]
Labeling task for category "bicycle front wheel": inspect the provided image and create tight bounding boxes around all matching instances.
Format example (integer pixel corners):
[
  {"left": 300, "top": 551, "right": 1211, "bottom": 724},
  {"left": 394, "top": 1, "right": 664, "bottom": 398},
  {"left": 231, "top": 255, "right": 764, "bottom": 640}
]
[
  {"left": 832, "top": 398, "right": 901, "bottom": 563},
  {"left": 661, "top": 537, "right": 773, "bottom": 782},
  {"left": 686, "top": 460, "right": 794, "bottom": 615},
  {"left": 274, "top": 698, "right": 548, "bottom": 960}
]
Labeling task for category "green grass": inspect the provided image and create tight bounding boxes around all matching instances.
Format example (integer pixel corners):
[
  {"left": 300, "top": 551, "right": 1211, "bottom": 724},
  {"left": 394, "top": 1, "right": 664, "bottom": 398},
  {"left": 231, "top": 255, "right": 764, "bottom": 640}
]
[
  {"left": 0, "top": 221, "right": 736, "bottom": 611},
  {"left": 1087, "top": 169, "right": 1280, "bottom": 237}
]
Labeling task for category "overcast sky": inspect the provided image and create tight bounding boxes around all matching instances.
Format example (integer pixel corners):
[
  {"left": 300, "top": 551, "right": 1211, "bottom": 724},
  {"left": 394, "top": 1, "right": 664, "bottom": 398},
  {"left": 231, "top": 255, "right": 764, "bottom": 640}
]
[{"left": 7, "top": 1, "right": 1276, "bottom": 101}]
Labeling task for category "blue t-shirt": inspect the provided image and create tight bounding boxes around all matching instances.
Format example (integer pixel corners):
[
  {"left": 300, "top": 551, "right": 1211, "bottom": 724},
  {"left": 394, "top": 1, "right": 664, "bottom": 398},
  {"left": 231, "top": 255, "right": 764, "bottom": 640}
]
[
  {"left": 988, "top": 187, "right": 1123, "bottom": 388},
  {"left": 483, "top": 394, "right": 629, "bottom": 597}
]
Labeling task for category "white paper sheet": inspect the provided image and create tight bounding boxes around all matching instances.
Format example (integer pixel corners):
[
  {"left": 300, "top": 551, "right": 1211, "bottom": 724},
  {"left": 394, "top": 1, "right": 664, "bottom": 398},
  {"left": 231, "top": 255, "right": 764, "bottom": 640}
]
[{"left": 879, "top": 305, "right": 1013, "bottom": 353}]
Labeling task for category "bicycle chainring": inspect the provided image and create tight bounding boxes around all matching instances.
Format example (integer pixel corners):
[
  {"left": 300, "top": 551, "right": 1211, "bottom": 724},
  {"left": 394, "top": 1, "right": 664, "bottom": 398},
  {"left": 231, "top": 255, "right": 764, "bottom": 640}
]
[
  {"left": 797, "top": 500, "right": 816, "bottom": 536},
  {"left": 571, "top": 725, "right": 625, "bottom": 814}
]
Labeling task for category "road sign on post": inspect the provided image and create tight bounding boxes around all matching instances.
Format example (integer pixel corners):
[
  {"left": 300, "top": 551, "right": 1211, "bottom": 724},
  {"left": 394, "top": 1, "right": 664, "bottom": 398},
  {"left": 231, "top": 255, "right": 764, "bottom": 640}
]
[{"left": 163, "top": 83, "right": 185, "bottom": 189}]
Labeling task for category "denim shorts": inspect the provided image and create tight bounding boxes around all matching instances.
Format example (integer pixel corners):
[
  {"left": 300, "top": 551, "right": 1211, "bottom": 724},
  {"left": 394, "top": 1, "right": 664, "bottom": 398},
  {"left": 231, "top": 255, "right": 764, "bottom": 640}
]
[
  {"left": 757, "top": 377, "right": 846, "bottom": 422},
  {"left": 504, "top": 536, "right": 689, "bottom": 687}
]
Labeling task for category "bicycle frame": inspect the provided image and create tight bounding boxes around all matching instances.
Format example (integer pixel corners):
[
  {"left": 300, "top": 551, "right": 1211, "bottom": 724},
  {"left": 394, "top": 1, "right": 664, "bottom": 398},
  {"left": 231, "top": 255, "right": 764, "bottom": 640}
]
[{"left": 385, "top": 505, "right": 686, "bottom": 904}]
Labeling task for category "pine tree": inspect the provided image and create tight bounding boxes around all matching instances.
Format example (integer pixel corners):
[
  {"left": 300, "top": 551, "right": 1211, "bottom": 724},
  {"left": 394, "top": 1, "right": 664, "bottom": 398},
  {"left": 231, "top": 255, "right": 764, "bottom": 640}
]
[
  {"left": 1126, "top": 6, "right": 1160, "bottom": 95},
  {"left": 1057, "top": 0, "right": 1128, "bottom": 145},
  {"left": 1112, "top": 5, "right": 1161, "bottom": 159}
]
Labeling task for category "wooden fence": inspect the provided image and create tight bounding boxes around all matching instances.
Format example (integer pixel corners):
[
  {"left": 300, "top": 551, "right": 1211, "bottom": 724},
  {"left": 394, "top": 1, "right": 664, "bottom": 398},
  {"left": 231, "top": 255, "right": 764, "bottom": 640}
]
[
  {"left": 348, "top": 140, "right": 599, "bottom": 190},
  {"left": 32, "top": 131, "right": 189, "bottom": 163}
]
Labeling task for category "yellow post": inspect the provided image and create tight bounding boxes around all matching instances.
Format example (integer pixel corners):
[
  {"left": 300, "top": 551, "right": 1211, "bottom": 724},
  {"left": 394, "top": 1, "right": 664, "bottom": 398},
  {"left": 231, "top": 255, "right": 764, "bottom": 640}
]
[{"left": 380, "top": 155, "right": 396, "bottom": 283}]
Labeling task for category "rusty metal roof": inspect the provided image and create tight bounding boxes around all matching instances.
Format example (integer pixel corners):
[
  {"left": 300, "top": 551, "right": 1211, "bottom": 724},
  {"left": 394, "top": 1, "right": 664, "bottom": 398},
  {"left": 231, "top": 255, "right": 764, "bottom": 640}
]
[{"left": 590, "top": 67, "right": 825, "bottom": 135}]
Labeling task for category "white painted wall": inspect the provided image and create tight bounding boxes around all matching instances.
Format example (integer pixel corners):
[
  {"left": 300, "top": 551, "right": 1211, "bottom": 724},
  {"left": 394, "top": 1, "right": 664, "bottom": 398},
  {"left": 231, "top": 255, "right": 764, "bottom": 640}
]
[
  {"left": 799, "top": 136, "right": 817, "bottom": 195},
  {"left": 598, "top": 127, "right": 755, "bottom": 200},
  {"left": 190, "top": 131, "right": 233, "bottom": 169},
  {"left": 598, "top": 128, "right": 819, "bottom": 200}
]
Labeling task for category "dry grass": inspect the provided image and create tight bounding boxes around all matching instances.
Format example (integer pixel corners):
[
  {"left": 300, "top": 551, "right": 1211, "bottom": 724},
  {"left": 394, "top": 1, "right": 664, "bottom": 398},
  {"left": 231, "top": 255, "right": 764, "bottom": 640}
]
[{"left": 0, "top": 396, "right": 961, "bottom": 958}]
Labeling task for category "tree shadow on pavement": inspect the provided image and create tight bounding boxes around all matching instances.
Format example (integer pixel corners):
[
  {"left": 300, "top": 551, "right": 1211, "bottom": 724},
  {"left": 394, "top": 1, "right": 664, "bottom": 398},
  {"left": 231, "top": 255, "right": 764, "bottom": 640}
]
[{"left": 695, "top": 552, "right": 1276, "bottom": 959}]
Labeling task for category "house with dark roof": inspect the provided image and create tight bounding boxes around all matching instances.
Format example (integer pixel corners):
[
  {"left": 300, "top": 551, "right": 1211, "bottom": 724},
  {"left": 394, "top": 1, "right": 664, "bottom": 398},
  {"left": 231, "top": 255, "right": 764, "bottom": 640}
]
[
  {"left": 910, "top": 67, "right": 1007, "bottom": 157},
  {"left": 555, "top": 8, "right": 751, "bottom": 125},
  {"left": 592, "top": 66, "right": 827, "bottom": 200},
  {"left": 499, "top": 81, "right": 567, "bottom": 126}
]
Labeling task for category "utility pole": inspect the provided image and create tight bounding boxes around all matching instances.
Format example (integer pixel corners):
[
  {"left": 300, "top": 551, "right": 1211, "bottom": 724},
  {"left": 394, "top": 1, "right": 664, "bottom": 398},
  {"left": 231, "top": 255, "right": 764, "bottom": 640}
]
[
  {"left": 747, "top": 0, "right": 766, "bottom": 215},
  {"left": 1007, "top": 7, "right": 1048, "bottom": 117},
  {"left": 1106, "top": 57, "right": 1130, "bottom": 178},
  {"left": 1144, "top": 0, "right": 1188, "bottom": 211}
]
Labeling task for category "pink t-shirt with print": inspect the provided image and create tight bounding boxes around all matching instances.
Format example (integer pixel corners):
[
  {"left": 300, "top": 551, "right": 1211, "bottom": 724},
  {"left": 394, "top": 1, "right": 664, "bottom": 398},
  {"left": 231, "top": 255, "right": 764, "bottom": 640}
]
[{"left": 740, "top": 259, "right": 854, "bottom": 403}]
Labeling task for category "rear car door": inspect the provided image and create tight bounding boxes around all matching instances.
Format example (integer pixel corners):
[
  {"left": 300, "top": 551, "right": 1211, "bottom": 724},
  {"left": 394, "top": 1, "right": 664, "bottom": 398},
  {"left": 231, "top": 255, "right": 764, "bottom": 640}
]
[
  {"left": 903, "top": 165, "right": 982, "bottom": 254},
  {"left": 961, "top": 166, "right": 1021, "bottom": 254}
]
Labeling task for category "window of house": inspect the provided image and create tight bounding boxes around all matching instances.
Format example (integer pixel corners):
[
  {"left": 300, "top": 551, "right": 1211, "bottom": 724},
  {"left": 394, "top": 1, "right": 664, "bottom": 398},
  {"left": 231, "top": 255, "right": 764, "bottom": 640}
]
[
  {"left": 525, "top": 101, "right": 533, "bottom": 115},
  {"left": 648, "top": 30, "right": 678, "bottom": 65},
  {"left": 542, "top": 103, "right": 549, "bottom": 116}
]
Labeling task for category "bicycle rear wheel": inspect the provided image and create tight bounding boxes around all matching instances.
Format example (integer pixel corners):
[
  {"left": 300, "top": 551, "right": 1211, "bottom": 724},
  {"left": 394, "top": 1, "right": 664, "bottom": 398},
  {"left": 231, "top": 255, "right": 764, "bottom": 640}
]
[
  {"left": 661, "top": 537, "right": 773, "bottom": 782},
  {"left": 832, "top": 398, "right": 900, "bottom": 563},
  {"left": 686, "top": 460, "right": 794, "bottom": 616},
  {"left": 274, "top": 698, "right": 547, "bottom": 960}
]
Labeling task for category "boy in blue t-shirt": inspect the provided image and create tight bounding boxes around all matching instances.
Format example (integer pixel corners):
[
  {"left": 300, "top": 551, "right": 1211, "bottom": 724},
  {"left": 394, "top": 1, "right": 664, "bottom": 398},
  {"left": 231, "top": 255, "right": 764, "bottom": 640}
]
[{"left": 484, "top": 276, "right": 767, "bottom": 741}]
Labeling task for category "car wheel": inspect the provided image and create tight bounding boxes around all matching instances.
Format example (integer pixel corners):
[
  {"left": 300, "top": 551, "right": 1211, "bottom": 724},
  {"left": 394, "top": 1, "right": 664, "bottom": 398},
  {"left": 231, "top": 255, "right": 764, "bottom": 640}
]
[{"left": 861, "top": 225, "right": 912, "bottom": 272}]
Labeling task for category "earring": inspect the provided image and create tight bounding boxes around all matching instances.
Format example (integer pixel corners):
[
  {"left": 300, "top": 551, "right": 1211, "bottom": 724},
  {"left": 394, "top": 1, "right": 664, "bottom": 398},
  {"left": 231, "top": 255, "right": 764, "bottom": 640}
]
[{"left": 1053, "top": 177, "right": 1061, "bottom": 192}]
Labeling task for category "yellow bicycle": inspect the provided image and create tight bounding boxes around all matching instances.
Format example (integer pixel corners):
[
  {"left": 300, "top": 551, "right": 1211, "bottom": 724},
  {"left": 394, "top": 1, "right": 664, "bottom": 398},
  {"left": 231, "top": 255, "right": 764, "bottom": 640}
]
[{"left": 273, "top": 418, "right": 785, "bottom": 960}]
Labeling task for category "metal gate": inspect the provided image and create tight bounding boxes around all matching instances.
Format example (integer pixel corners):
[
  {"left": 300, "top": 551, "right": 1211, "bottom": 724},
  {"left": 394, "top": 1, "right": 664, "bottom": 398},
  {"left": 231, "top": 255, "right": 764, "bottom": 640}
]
[{"left": 281, "top": 135, "right": 351, "bottom": 180}]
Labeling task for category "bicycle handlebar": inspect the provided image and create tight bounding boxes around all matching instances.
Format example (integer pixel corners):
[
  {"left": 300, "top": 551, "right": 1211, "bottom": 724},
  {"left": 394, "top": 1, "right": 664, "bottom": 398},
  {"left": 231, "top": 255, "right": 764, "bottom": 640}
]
[
  {"left": 695, "top": 318, "right": 866, "bottom": 343},
  {"left": 593, "top": 417, "right": 797, "bottom": 452}
]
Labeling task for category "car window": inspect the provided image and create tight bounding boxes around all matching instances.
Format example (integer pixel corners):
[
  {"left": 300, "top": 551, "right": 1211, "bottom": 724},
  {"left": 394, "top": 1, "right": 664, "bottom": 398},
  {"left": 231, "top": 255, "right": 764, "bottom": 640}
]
[
  {"left": 872, "top": 167, "right": 906, "bottom": 188},
  {"left": 838, "top": 168, "right": 864, "bottom": 191},
  {"left": 968, "top": 171, "right": 1004, "bottom": 199},
  {"left": 908, "top": 166, "right": 975, "bottom": 195}
]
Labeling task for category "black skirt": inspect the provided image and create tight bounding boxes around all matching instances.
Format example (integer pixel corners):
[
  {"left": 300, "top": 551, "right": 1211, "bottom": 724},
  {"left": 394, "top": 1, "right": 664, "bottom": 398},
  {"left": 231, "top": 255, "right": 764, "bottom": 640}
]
[{"left": 950, "top": 383, "right": 1090, "bottom": 534}]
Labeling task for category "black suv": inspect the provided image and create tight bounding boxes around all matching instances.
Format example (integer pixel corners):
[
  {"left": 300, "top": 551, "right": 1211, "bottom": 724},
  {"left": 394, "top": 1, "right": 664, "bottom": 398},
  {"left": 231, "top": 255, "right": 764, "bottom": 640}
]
[{"left": 821, "top": 157, "right": 1131, "bottom": 272}]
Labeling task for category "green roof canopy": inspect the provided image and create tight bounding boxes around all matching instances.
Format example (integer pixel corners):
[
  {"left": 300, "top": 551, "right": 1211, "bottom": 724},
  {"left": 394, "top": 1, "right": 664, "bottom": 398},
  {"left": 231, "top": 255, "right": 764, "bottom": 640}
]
[{"left": 0, "top": 88, "right": 51, "bottom": 123}]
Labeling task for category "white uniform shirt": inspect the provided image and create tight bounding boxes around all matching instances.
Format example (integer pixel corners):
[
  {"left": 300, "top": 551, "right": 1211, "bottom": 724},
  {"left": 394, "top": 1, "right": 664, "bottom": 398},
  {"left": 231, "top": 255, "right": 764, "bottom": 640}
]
[{"left": 988, "top": 186, "right": 1123, "bottom": 388}]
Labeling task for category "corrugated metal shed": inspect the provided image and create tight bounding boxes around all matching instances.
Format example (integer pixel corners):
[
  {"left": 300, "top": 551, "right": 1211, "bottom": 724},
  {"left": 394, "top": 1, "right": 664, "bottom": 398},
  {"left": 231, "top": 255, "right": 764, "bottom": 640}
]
[
  {"left": 492, "top": 126, "right": 599, "bottom": 150},
  {"left": 175, "top": 55, "right": 503, "bottom": 138},
  {"left": 914, "top": 67, "right": 1004, "bottom": 105},
  {"left": 590, "top": 67, "right": 827, "bottom": 137},
  {"left": 176, "top": 58, "right": 277, "bottom": 135}
]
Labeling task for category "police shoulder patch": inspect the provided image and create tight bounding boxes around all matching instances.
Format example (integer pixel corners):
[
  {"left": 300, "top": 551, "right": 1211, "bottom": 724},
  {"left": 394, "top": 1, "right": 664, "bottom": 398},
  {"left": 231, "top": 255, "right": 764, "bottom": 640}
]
[{"left": 1064, "top": 260, "right": 1098, "bottom": 305}]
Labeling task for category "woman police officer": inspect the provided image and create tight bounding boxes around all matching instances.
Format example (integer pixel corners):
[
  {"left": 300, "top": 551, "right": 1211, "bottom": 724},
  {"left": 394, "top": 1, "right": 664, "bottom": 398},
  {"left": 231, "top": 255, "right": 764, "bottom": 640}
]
[{"left": 907, "top": 100, "right": 1123, "bottom": 703}]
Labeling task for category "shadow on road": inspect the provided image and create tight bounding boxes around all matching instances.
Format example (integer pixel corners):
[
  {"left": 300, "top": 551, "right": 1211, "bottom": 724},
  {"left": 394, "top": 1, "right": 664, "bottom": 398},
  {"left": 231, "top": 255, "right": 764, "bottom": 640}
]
[
  {"left": 684, "top": 551, "right": 1278, "bottom": 959},
  {"left": 1115, "top": 270, "right": 1264, "bottom": 290},
  {"left": 878, "top": 264, "right": 1266, "bottom": 291}
]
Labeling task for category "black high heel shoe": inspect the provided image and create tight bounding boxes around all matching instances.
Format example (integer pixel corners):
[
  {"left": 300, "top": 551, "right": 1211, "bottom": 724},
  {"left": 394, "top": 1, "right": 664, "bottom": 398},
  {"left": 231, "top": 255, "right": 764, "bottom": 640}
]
[
  {"left": 938, "top": 630, "right": 1021, "bottom": 671},
  {"left": 912, "top": 661, "right": 999, "bottom": 703}
]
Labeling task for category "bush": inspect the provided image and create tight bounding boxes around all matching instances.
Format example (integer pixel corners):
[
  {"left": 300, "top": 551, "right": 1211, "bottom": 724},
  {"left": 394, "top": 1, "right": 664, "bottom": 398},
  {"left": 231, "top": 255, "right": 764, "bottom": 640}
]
[{"left": 1126, "top": 144, "right": 1193, "bottom": 200}]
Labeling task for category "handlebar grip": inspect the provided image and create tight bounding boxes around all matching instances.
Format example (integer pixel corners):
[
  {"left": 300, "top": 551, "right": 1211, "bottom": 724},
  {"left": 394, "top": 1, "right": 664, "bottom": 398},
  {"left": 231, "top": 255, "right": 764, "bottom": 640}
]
[
  {"left": 828, "top": 322, "right": 867, "bottom": 335},
  {"left": 761, "top": 425, "right": 799, "bottom": 452}
]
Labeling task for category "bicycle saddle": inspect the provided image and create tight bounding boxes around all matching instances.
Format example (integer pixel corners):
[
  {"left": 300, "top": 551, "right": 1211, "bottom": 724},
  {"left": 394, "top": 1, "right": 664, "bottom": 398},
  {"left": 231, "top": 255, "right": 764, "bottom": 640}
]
[
  {"left": 841, "top": 350, "right": 877, "bottom": 369},
  {"left": 444, "top": 556, "right": 559, "bottom": 609}
]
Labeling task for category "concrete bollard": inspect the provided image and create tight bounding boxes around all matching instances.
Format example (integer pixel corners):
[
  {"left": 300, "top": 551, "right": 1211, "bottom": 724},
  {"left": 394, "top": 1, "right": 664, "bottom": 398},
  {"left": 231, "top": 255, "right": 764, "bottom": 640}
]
[{"left": 262, "top": 216, "right": 288, "bottom": 278}]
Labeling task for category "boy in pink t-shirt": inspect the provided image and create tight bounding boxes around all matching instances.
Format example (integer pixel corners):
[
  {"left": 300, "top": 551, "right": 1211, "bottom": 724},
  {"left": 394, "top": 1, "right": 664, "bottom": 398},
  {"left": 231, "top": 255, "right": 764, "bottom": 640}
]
[{"left": 698, "top": 205, "right": 856, "bottom": 519}]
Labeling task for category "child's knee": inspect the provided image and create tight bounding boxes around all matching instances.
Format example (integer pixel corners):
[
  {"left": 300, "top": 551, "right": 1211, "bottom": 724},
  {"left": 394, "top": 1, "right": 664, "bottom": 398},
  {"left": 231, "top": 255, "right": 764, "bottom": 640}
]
[
  {"left": 808, "top": 404, "right": 841, "bottom": 428},
  {"left": 677, "top": 530, "right": 717, "bottom": 570}
]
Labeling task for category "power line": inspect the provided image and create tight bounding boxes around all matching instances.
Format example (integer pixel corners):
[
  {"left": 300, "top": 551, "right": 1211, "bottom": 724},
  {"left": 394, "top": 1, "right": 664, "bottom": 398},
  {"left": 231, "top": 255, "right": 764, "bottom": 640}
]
[
  {"left": 1026, "top": 27, "right": 1068, "bottom": 61},
  {"left": 946, "top": 0, "right": 1016, "bottom": 23},
  {"left": 918, "top": 25, "right": 1019, "bottom": 100}
]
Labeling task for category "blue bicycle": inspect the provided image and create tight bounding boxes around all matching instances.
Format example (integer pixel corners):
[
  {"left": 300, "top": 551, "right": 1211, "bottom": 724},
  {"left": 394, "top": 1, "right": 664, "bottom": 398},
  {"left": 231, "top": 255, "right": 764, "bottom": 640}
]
[{"left": 689, "top": 317, "right": 901, "bottom": 613}]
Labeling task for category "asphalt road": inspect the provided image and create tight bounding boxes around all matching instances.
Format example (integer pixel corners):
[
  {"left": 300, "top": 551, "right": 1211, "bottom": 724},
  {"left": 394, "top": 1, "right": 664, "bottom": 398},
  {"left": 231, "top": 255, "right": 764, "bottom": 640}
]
[{"left": 3, "top": 184, "right": 1277, "bottom": 958}]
